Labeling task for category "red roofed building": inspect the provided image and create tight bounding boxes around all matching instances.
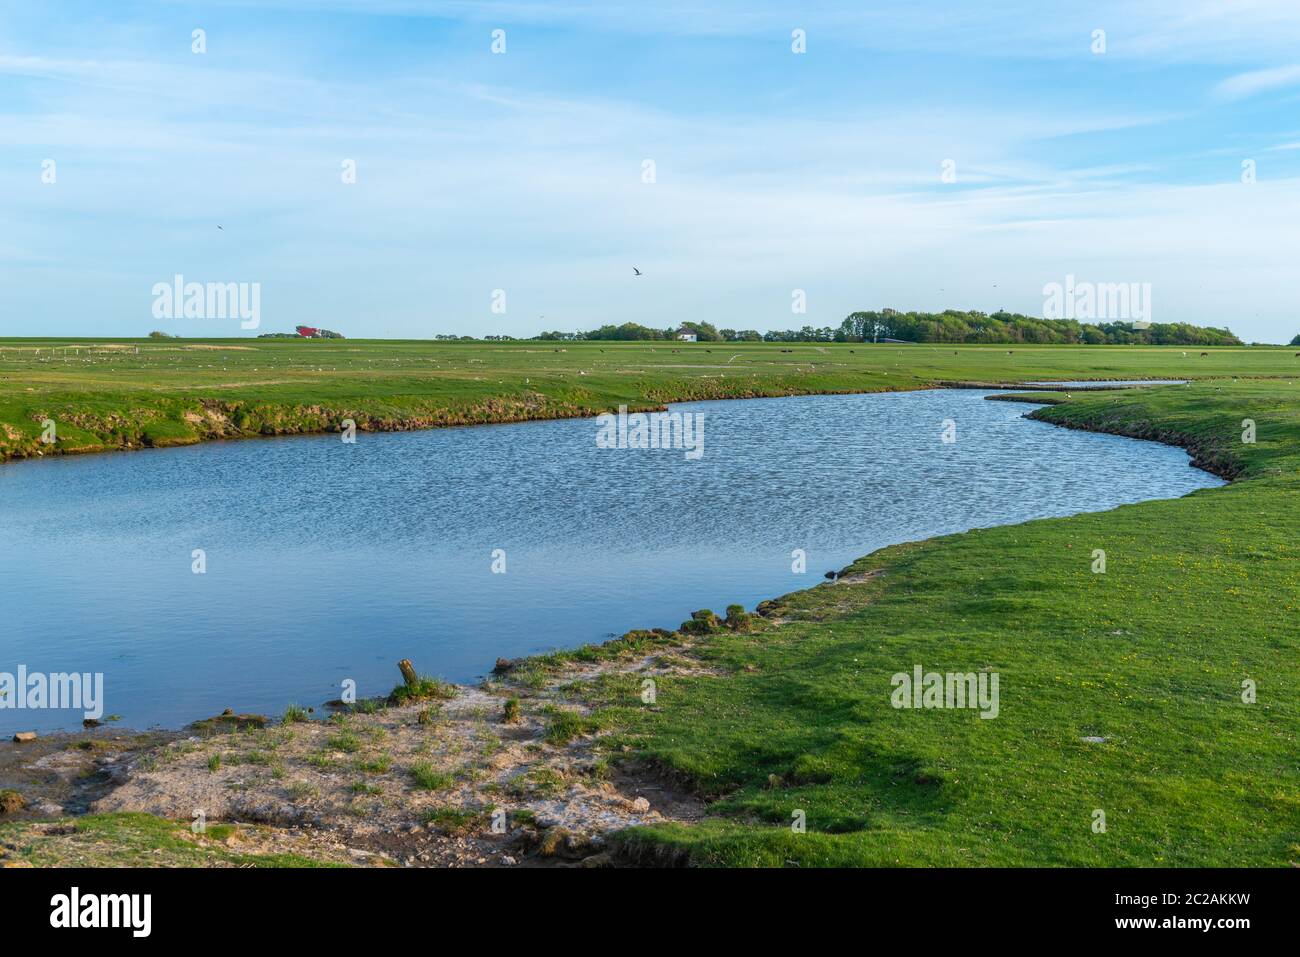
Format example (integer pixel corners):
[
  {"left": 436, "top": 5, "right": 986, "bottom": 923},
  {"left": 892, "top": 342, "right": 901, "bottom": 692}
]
[{"left": 296, "top": 325, "right": 319, "bottom": 338}]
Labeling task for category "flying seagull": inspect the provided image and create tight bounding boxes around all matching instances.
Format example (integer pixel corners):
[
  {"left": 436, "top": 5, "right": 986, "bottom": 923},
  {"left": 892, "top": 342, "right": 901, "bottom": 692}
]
[
  {"left": 633, "top": 267, "right": 642, "bottom": 276},
  {"left": 217, "top": 225, "right": 223, "bottom": 230}
]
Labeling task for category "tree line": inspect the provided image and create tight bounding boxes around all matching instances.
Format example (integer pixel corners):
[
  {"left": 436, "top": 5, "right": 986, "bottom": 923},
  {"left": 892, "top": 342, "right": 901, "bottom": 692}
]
[{"left": 532, "top": 310, "right": 1241, "bottom": 345}]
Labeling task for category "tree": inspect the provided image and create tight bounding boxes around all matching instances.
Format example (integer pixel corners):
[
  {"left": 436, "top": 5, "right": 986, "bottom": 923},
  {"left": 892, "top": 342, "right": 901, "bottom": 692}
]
[
  {"left": 531, "top": 310, "right": 1241, "bottom": 346},
  {"left": 679, "top": 321, "right": 724, "bottom": 342},
  {"left": 579, "top": 322, "right": 666, "bottom": 341}
]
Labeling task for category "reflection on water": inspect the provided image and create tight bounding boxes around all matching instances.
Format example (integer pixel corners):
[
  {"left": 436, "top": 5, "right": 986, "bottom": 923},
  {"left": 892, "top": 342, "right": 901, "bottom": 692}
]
[{"left": 0, "top": 390, "right": 1220, "bottom": 731}]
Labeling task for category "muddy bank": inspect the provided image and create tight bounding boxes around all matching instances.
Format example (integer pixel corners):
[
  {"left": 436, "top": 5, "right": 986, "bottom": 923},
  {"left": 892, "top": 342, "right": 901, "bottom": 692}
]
[
  {"left": 0, "top": 629, "right": 720, "bottom": 868},
  {"left": 0, "top": 728, "right": 175, "bottom": 819}
]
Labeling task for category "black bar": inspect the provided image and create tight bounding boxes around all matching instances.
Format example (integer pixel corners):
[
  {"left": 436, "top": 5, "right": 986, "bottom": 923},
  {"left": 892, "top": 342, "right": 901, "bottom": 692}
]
[{"left": 0, "top": 867, "right": 1282, "bottom": 941}]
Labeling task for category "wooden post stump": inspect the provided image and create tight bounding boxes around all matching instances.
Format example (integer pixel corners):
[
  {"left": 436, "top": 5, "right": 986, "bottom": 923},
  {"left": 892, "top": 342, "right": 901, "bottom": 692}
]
[{"left": 398, "top": 659, "right": 419, "bottom": 689}]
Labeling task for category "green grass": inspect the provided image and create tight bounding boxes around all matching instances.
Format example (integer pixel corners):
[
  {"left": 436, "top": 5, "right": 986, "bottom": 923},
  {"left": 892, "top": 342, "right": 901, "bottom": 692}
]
[
  {"left": 409, "top": 762, "right": 455, "bottom": 791},
  {"left": 587, "top": 380, "right": 1300, "bottom": 866},
  {"left": 390, "top": 676, "right": 457, "bottom": 706},
  {"left": 2, "top": 336, "right": 1298, "bottom": 464},
  {"left": 325, "top": 732, "right": 362, "bottom": 754},
  {"left": 354, "top": 754, "right": 393, "bottom": 774},
  {"left": 508, "top": 767, "right": 567, "bottom": 799},
  {"left": 0, "top": 813, "right": 342, "bottom": 867},
  {"left": 542, "top": 709, "right": 602, "bottom": 745},
  {"left": 420, "top": 806, "right": 490, "bottom": 834}
]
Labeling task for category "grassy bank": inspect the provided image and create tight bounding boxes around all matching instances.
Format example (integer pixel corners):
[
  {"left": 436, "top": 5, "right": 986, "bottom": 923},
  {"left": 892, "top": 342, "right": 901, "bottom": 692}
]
[
  {"left": 3, "top": 337, "right": 1298, "bottom": 463},
  {"left": 546, "top": 378, "right": 1298, "bottom": 866},
  {"left": 0, "top": 812, "right": 346, "bottom": 867}
]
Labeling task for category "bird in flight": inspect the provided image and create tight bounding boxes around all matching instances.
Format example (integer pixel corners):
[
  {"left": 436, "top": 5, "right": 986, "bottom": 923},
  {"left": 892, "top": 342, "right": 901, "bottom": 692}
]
[
  {"left": 217, "top": 225, "right": 223, "bottom": 230},
  {"left": 632, "top": 267, "right": 642, "bottom": 276}
]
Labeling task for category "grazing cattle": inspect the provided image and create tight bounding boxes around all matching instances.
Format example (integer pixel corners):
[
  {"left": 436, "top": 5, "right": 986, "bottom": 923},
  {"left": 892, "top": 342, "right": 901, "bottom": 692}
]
[{"left": 1201, "top": 352, "right": 1208, "bottom": 357}]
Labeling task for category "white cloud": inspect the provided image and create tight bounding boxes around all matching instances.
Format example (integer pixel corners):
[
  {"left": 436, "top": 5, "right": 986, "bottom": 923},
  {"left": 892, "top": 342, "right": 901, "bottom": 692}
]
[
  {"left": 1213, "top": 63, "right": 1300, "bottom": 101},
  {"left": 3, "top": 3, "right": 1300, "bottom": 341}
]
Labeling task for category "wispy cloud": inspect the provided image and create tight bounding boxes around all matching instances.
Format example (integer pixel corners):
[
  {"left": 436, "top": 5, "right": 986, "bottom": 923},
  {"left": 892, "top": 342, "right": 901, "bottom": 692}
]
[
  {"left": 2, "top": 2, "right": 1299, "bottom": 341},
  {"left": 1213, "top": 63, "right": 1300, "bottom": 101}
]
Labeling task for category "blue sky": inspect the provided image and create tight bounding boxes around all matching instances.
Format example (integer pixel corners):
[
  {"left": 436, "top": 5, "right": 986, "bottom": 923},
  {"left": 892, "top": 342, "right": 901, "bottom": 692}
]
[{"left": 3, "top": 1, "right": 1300, "bottom": 341}]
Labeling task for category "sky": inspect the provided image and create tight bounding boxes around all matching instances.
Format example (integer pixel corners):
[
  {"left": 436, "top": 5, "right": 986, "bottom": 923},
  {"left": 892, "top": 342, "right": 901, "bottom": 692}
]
[{"left": 3, "top": 1, "right": 1300, "bottom": 341}]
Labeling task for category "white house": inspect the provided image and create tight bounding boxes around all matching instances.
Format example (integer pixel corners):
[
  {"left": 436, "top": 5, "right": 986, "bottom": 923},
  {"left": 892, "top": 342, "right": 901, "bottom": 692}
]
[{"left": 676, "top": 326, "right": 697, "bottom": 342}]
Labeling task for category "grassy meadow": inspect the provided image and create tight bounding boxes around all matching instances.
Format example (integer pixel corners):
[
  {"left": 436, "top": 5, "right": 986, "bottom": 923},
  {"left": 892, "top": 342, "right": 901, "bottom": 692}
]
[
  {"left": 2, "top": 337, "right": 1298, "bottom": 867},
  {"left": 580, "top": 377, "right": 1300, "bottom": 866},
  {"left": 2, "top": 336, "right": 1299, "bottom": 462}
]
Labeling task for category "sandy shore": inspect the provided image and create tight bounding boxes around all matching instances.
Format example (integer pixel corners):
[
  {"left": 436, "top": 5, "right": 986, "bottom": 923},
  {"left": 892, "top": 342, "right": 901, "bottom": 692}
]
[{"left": 0, "top": 625, "right": 723, "bottom": 867}]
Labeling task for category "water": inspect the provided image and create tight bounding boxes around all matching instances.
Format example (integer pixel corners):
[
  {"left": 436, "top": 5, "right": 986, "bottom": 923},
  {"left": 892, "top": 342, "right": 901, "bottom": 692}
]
[
  {"left": 1022, "top": 380, "right": 1188, "bottom": 389},
  {"left": 0, "top": 390, "right": 1221, "bottom": 732}
]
